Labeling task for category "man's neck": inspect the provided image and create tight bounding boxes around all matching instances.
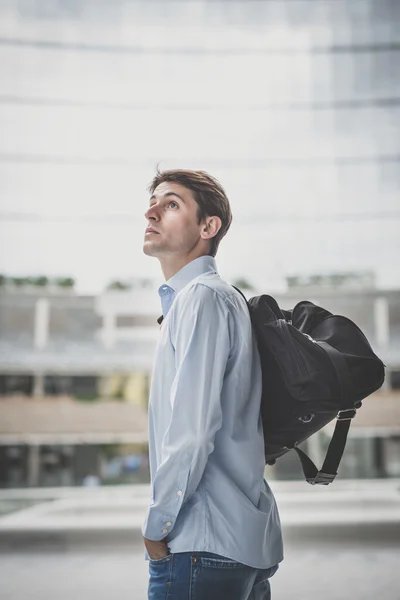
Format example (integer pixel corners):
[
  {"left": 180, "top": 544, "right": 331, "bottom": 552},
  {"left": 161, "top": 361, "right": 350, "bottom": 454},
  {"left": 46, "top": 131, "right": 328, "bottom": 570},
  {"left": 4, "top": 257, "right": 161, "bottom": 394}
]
[{"left": 160, "top": 253, "right": 208, "bottom": 281}]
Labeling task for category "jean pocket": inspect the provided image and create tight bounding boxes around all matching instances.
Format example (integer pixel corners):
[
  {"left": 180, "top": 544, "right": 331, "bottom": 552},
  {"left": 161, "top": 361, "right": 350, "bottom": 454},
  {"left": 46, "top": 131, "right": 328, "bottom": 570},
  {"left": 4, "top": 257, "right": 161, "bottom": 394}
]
[
  {"left": 149, "top": 554, "right": 172, "bottom": 565},
  {"left": 269, "top": 564, "right": 279, "bottom": 577},
  {"left": 198, "top": 554, "right": 246, "bottom": 570},
  {"left": 261, "top": 563, "right": 280, "bottom": 580}
]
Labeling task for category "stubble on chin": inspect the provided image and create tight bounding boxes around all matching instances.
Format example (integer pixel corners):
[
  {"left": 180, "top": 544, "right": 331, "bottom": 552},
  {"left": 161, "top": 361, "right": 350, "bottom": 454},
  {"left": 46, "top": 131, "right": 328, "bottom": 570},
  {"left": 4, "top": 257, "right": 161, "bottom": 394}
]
[{"left": 143, "top": 238, "right": 165, "bottom": 256}]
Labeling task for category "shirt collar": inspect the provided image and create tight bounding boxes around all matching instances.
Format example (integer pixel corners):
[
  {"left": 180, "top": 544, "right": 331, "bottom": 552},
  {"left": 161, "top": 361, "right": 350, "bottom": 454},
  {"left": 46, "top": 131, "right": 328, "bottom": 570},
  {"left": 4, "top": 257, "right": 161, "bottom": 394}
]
[{"left": 158, "top": 255, "right": 218, "bottom": 296}]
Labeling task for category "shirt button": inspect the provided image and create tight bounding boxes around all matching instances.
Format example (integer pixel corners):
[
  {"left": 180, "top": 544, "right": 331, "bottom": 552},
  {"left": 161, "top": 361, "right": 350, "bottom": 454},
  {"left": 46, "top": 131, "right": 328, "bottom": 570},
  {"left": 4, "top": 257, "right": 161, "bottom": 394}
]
[
  {"left": 177, "top": 490, "right": 183, "bottom": 496},
  {"left": 166, "top": 521, "right": 172, "bottom": 526},
  {"left": 162, "top": 528, "right": 168, "bottom": 534}
]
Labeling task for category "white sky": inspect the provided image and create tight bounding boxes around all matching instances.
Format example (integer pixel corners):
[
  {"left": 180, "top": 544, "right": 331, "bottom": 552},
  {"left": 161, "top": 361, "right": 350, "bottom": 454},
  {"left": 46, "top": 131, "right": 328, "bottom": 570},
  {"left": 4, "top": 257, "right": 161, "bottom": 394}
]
[{"left": 0, "top": 1, "right": 399, "bottom": 293}]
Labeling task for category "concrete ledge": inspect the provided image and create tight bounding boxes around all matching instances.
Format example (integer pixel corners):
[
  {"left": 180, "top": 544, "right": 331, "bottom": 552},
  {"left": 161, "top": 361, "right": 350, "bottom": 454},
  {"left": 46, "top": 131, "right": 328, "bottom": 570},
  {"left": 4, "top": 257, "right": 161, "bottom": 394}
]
[
  {"left": 0, "top": 527, "right": 145, "bottom": 553},
  {"left": 1, "top": 520, "right": 399, "bottom": 554},
  {"left": 1, "top": 480, "right": 399, "bottom": 553}
]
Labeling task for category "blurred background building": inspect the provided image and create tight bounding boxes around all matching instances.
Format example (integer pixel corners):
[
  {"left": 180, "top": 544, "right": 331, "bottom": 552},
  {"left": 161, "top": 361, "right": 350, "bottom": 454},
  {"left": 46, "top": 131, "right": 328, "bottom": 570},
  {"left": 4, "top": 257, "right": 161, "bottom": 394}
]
[
  {"left": 0, "top": 0, "right": 399, "bottom": 489},
  {"left": 0, "top": 275, "right": 399, "bottom": 486},
  {"left": 0, "top": 277, "right": 155, "bottom": 487}
]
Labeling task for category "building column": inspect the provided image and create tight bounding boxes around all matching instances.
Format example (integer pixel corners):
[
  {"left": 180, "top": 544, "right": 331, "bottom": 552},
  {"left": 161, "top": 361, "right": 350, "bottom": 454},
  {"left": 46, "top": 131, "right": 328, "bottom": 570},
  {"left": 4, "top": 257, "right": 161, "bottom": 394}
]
[
  {"left": 27, "top": 444, "right": 40, "bottom": 487},
  {"left": 34, "top": 298, "right": 49, "bottom": 350},
  {"left": 103, "top": 311, "right": 116, "bottom": 349},
  {"left": 32, "top": 372, "right": 45, "bottom": 397},
  {"left": 33, "top": 298, "right": 49, "bottom": 398},
  {"left": 374, "top": 296, "right": 389, "bottom": 348},
  {"left": 374, "top": 296, "right": 390, "bottom": 390}
]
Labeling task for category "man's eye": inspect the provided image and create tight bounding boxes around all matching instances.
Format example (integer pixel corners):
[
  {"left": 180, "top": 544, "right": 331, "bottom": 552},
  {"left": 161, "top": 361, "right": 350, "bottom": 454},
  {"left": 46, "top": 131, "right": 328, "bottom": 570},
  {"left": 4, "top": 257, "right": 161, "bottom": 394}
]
[{"left": 148, "top": 201, "right": 178, "bottom": 210}]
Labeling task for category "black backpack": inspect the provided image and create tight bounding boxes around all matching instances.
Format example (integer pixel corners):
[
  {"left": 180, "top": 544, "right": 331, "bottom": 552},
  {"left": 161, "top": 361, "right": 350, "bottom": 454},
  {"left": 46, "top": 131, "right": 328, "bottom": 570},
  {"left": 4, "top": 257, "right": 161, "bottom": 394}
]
[{"left": 232, "top": 287, "right": 386, "bottom": 485}]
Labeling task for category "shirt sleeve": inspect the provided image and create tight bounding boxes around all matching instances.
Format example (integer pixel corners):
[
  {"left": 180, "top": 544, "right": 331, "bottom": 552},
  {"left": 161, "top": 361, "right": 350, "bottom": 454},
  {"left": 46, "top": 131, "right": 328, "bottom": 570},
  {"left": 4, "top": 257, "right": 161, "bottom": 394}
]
[{"left": 141, "top": 283, "right": 233, "bottom": 541}]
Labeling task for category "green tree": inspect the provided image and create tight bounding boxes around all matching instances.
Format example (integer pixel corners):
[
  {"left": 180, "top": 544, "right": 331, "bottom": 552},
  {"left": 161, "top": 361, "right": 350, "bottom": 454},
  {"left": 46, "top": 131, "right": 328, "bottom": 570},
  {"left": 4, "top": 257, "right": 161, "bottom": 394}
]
[
  {"left": 54, "top": 277, "right": 75, "bottom": 288},
  {"left": 106, "top": 280, "right": 132, "bottom": 291},
  {"left": 29, "top": 276, "right": 49, "bottom": 287}
]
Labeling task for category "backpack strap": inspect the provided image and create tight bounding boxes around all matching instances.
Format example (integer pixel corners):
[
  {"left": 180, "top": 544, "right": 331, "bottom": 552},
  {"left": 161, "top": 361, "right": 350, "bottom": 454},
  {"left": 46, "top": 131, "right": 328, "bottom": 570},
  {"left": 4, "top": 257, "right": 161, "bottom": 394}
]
[
  {"left": 231, "top": 285, "right": 248, "bottom": 303},
  {"left": 295, "top": 340, "right": 357, "bottom": 485},
  {"left": 294, "top": 416, "right": 355, "bottom": 485}
]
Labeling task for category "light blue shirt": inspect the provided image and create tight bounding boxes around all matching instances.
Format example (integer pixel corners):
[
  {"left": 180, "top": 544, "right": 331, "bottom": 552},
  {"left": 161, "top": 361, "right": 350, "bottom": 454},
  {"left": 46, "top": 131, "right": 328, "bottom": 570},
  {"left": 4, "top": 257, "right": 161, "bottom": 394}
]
[{"left": 142, "top": 255, "right": 284, "bottom": 569}]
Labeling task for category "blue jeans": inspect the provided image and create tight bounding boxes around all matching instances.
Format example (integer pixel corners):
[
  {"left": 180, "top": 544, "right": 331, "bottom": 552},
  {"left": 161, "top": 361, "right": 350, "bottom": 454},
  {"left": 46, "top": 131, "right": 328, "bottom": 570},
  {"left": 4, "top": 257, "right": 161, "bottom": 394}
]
[{"left": 147, "top": 550, "right": 279, "bottom": 600}]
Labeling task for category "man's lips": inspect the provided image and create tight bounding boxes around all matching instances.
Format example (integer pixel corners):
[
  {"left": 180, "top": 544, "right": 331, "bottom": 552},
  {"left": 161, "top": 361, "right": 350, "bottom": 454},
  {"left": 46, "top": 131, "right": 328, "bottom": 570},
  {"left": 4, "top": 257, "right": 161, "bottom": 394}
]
[{"left": 145, "top": 229, "right": 159, "bottom": 234}]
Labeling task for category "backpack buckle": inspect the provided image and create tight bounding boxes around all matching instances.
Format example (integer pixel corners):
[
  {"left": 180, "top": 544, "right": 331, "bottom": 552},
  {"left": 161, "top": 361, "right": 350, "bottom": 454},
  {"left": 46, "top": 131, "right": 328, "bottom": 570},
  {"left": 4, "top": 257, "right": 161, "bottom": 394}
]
[
  {"left": 307, "top": 472, "right": 336, "bottom": 485},
  {"left": 336, "top": 408, "right": 357, "bottom": 421}
]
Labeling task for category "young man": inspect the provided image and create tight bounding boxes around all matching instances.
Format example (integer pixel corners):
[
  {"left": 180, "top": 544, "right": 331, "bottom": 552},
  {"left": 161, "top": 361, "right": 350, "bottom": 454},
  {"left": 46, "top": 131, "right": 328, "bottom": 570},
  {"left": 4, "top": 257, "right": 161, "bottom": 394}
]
[{"left": 142, "top": 169, "right": 283, "bottom": 600}]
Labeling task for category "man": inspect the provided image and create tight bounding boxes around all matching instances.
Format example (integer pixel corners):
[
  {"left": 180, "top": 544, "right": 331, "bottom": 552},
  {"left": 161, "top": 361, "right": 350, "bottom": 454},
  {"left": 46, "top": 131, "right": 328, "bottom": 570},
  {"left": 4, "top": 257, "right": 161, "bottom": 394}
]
[{"left": 142, "top": 168, "right": 283, "bottom": 600}]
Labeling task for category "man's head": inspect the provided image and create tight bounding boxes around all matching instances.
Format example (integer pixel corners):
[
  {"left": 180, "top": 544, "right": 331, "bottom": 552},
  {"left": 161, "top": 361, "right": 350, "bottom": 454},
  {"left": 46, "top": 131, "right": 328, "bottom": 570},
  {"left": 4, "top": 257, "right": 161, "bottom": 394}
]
[{"left": 143, "top": 168, "right": 232, "bottom": 270}]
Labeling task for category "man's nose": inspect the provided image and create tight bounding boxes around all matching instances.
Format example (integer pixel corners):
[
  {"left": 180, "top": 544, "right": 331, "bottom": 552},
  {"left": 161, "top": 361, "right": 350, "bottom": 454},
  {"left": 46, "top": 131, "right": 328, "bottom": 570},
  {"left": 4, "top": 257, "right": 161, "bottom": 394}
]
[{"left": 145, "top": 206, "right": 158, "bottom": 219}]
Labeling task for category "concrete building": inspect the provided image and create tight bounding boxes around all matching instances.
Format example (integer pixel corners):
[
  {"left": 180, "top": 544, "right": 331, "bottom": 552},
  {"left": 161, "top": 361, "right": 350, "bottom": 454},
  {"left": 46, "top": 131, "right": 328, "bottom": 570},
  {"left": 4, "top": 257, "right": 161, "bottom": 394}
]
[
  {"left": 0, "top": 282, "right": 157, "bottom": 487},
  {"left": 0, "top": 281, "right": 399, "bottom": 486}
]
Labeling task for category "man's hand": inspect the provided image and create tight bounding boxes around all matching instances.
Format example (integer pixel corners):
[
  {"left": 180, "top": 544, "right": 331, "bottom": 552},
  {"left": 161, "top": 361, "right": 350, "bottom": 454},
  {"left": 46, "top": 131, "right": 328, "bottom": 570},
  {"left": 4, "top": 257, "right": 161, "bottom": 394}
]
[{"left": 143, "top": 536, "right": 169, "bottom": 560}]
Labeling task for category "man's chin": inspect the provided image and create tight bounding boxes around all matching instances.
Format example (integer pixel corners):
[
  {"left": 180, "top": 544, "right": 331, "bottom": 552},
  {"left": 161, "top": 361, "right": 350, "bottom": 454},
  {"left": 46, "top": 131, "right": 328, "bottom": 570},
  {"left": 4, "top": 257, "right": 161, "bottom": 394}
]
[{"left": 143, "top": 245, "right": 162, "bottom": 257}]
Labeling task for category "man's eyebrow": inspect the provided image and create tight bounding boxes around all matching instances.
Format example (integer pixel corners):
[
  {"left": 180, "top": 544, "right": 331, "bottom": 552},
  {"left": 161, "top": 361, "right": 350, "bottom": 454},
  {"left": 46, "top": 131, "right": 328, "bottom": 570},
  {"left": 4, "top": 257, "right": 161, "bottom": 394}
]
[{"left": 149, "top": 192, "right": 186, "bottom": 205}]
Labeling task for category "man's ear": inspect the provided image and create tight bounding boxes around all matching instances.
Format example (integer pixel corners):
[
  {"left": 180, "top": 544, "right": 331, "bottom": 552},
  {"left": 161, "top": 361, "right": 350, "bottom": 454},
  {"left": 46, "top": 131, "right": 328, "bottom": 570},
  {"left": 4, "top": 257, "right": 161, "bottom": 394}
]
[{"left": 202, "top": 216, "right": 221, "bottom": 240}]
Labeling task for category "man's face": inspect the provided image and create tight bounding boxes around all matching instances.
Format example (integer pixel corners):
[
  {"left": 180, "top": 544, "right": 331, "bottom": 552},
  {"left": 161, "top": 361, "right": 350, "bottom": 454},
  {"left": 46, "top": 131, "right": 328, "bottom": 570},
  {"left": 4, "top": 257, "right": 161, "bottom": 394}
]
[{"left": 143, "top": 181, "right": 204, "bottom": 258}]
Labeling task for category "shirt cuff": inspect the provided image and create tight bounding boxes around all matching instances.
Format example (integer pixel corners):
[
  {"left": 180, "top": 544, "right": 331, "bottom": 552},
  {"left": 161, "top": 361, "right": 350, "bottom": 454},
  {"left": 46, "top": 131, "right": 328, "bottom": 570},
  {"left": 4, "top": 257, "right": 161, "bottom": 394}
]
[{"left": 141, "top": 487, "right": 185, "bottom": 541}]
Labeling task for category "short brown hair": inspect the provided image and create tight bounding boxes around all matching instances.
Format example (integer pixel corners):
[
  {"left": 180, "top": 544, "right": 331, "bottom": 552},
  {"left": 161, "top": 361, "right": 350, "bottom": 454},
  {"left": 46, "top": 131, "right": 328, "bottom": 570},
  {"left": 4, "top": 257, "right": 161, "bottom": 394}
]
[{"left": 148, "top": 168, "right": 233, "bottom": 257}]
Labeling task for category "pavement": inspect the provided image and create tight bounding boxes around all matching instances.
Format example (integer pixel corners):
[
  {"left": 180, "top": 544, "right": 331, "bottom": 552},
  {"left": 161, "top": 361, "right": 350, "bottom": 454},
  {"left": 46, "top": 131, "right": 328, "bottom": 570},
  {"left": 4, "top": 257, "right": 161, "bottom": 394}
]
[
  {"left": 0, "top": 478, "right": 399, "bottom": 546},
  {"left": 0, "top": 479, "right": 399, "bottom": 600}
]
